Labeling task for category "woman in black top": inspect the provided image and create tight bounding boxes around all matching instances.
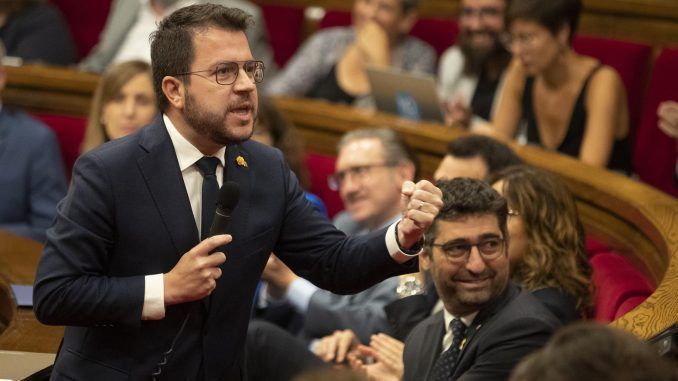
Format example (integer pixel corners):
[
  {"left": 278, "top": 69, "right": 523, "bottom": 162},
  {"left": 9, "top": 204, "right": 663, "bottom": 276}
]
[{"left": 491, "top": 0, "right": 631, "bottom": 173}]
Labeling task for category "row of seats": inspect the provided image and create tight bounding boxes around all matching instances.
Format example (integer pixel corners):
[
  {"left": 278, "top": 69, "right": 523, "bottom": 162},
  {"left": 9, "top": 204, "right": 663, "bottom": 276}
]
[
  {"left": 46, "top": 1, "right": 678, "bottom": 197},
  {"left": 27, "top": 0, "right": 658, "bottom": 333}
]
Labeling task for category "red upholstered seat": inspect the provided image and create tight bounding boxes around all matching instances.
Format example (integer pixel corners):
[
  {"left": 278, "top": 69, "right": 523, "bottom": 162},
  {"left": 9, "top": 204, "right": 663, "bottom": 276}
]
[
  {"left": 49, "top": 0, "right": 113, "bottom": 59},
  {"left": 32, "top": 113, "right": 87, "bottom": 178},
  {"left": 633, "top": 48, "right": 678, "bottom": 197},
  {"left": 589, "top": 249, "right": 654, "bottom": 322},
  {"left": 572, "top": 35, "right": 652, "bottom": 135},
  {"left": 261, "top": 4, "right": 306, "bottom": 68},
  {"left": 305, "top": 152, "right": 343, "bottom": 218},
  {"left": 409, "top": 18, "right": 458, "bottom": 59},
  {"left": 318, "top": 10, "right": 352, "bottom": 29}
]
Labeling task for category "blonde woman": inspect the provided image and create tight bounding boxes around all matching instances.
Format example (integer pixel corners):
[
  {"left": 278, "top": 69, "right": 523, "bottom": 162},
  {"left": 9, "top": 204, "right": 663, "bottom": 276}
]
[{"left": 82, "top": 60, "right": 156, "bottom": 153}]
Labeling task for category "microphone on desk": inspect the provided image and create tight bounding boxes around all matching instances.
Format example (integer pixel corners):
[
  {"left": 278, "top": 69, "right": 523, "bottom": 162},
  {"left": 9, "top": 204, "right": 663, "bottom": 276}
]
[{"left": 209, "top": 180, "right": 240, "bottom": 237}]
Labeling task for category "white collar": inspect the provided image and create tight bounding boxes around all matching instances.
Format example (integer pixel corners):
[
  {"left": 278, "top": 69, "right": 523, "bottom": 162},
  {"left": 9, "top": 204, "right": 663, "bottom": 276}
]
[{"left": 443, "top": 308, "right": 478, "bottom": 332}]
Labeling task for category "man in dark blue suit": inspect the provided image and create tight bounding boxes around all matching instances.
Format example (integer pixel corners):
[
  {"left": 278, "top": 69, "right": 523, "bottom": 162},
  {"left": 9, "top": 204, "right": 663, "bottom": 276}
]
[{"left": 33, "top": 4, "right": 442, "bottom": 381}]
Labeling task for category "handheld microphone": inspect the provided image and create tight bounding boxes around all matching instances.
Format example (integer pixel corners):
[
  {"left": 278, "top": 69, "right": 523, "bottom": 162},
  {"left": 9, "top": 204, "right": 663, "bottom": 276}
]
[{"left": 209, "top": 180, "right": 240, "bottom": 236}]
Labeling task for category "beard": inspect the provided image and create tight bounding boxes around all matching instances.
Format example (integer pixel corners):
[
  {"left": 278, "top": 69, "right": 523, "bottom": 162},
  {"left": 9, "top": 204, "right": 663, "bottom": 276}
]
[
  {"left": 459, "top": 30, "right": 511, "bottom": 78},
  {"left": 184, "top": 91, "right": 256, "bottom": 145}
]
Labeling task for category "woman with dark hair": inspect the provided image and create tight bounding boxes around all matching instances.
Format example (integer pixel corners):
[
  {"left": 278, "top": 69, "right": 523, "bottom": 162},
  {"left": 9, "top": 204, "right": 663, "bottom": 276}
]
[
  {"left": 81, "top": 60, "right": 156, "bottom": 153},
  {"left": 0, "top": 0, "right": 76, "bottom": 65},
  {"left": 490, "top": 165, "right": 592, "bottom": 322},
  {"left": 491, "top": 0, "right": 631, "bottom": 173}
]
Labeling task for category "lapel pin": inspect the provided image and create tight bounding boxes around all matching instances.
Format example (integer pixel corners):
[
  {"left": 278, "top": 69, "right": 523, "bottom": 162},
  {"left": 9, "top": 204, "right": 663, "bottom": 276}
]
[{"left": 236, "top": 155, "right": 248, "bottom": 168}]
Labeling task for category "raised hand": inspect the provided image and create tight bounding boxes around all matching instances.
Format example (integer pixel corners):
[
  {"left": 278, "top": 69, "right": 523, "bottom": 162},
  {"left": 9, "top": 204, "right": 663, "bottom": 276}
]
[
  {"left": 398, "top": 180, "right": 443, "bottom": 249},
  {"left": 313, "top": 329, "right": 361, "bottom": 364}
]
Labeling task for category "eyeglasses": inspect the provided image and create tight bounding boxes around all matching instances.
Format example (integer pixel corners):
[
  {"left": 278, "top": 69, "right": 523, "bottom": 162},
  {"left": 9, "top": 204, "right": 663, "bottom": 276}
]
[
  {"left": 460, "top": 6, "right": 503, "bottom": 19},
  {"left": 328, "top": 163, "right": 395, "bottom": 191},
  {"left": 172, "top": 60, "right": 265, "bottom": 85},
  {"left": 499, "top": 32, "right": 539, "bottom": 50},
  {"left": 429, "top": 237, "right": 505, "bottom": 263}
]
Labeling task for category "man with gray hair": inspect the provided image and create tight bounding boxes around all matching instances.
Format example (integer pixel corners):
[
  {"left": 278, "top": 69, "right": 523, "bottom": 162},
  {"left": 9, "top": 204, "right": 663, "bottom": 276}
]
[{"left": 260, "top": 128, "right": 419, "bottom": 343}]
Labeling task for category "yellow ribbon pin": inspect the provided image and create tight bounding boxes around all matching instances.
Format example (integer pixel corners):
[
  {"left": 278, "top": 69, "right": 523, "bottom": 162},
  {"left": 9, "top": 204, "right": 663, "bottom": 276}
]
[{"left": 236, "top": 155, "right": 248, "bottom": 168}]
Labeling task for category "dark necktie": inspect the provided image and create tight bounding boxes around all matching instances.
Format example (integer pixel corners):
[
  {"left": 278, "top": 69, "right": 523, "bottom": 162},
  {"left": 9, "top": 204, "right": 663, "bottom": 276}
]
[
  {"left": 431, "top": 318, "right": 468, "bottom": 381},
  {"left": 195, "top": 156, "right": 221, "bottom": 240}
]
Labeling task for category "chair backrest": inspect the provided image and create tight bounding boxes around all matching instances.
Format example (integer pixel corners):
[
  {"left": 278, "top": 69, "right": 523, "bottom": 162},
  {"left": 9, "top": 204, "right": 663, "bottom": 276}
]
[
  {"left": 32, "top": 113, "right": 87, "bottom": 178},
  {"left": 633, "top": 48, "right": 678, "bottom": 197},
  {"left": 305, "top": 152, "right": 343, "bottom": 218},
  {"left": 318, "top": 10, "right": 458, "bottom": 59},
  {"left": 572, "top": 35, "right": 652, "bottom": 136},
  {"left": 588, "top": 245, "right": 654, "bottom": 322},
  {"left": 261, "top": 4, "right": 306, "bottom": 68},
  {"left": 50, "top": 0, "right": 114, "bottom": 59}
]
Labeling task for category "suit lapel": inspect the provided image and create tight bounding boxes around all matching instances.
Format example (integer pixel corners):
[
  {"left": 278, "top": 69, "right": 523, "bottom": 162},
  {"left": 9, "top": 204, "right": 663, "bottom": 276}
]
[
  {"left": 453, "top": 283, "right": 520, "bottom": 376},
  {"left": 422, "top": 312, "right": 446, "bottom": 380},
  {"left": 137, "top": 117, "right": 199, "bottom": 259},
  {"left": 203, "top": 144, "right": 252, "bottom": 314}
]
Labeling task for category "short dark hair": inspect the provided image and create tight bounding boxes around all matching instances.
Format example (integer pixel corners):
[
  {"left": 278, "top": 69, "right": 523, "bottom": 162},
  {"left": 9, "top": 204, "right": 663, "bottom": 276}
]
[
  {"left": 426, "top": 178, "right": 508, "bottom": 248},
  {"left": 506, "top": 0, "right": 582, "bottom": 44},
  {"left": 446, "top": 135, "right": 522, "bottom": 178},
  {"left": 150, "top": 4, "right": 252, "bottom": 111},
  {"left": 510, "top": 322, "right": 677, "bottom": 381}
]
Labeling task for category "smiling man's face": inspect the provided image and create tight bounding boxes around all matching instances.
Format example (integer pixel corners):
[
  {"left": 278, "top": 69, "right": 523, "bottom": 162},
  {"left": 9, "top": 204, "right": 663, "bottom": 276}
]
[{"left": 422, "top": 213, "right": 509, "bottom": 316}]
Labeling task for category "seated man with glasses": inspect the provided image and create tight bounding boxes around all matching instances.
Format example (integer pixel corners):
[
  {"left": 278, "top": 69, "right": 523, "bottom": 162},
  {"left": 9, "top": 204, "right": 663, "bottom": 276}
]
[
  {"left": 349, "top": 178, "right": 560, "bottom": 381},
  {"left": 400, "top": 178, "right": 560, "bottom": 381}
]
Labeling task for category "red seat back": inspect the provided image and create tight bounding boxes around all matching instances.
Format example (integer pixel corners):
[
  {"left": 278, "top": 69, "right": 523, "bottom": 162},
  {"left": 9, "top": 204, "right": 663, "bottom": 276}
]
[
  {"left": 50, "top": 0, "right": 114, "bottom": 59},
  {"left": 261, "top": 4, "right": 306, "bottom": 68},
  {"left": 573, "top": 35, "right": 652, "bottom": 136},
  {"left": 305, "top": 152, "right": 343, "bottom": 218},
  {"left": 633, "top": 48, "right": 678, "bottom": 197},
  {"left": 410, "top": 18, "right": 458, "bottom": 59},
  {"left": 589, "top": 249, "right": 654, "bottom": 322},
  {"left": 318, "top": 10, "right": 352, "bottom": 29},
  {"left": 32, "top": 113, "right": 87, "bottom": 178}
]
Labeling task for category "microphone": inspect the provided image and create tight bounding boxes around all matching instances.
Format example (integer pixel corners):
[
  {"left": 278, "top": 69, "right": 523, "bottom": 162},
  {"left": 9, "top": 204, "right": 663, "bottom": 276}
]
[{"left": 208, "top": 180, "right": 240, "bottom": 236}]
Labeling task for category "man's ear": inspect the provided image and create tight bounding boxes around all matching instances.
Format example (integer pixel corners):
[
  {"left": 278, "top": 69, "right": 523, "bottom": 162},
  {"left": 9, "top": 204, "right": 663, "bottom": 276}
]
[
  {"left": 398, "top": 9, "right": 418, "bottom": 35},
  {"left": 397, "top": 160, "right": 416, "bottom": 183},
  {"left": 162, "top": 76, "right": 186, "bottom": 110}
]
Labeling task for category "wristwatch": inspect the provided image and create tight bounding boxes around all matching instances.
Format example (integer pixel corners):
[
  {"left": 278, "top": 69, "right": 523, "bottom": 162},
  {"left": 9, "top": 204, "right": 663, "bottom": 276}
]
[{"left": 396, "top": 276, "right": 425, "bottom": 298}]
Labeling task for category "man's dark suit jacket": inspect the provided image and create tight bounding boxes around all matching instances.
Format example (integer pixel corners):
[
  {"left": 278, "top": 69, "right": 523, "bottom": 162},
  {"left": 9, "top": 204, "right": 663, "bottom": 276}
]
[
  {"left": 403, "top": 282, "right": 560, "bottom": 381},
  {"left": 33, "top": 117, "right": 415, "bottom": 381}
]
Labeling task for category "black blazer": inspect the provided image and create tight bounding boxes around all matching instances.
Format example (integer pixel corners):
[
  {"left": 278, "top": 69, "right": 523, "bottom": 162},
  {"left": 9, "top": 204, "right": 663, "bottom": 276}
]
[
  {"left": 403, "top": 283, "right": 560, "bottom": 381},
  {"left": 34, "top": 117, "right": 415, "bottom": 381}
]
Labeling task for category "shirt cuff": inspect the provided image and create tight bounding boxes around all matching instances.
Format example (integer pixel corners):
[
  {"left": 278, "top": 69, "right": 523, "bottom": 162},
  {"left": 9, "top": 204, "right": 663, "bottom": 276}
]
[
  {"left": 286, "top": 277, "right": 318, "bottom": 314},
  {"left": 142, "top": 273, "right": 165, "bottom": 320},
  {"left": 386, "top": 220, "right": 423, "bottom": 263}
]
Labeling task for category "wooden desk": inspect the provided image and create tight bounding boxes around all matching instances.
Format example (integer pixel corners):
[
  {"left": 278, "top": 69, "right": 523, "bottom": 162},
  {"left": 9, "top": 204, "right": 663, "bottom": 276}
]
[
  {"left": 0, "top": 230, "right": 63, "bottom": 353},
  {"left": 273, "top": 96, "right": 678, "bottom": 340}
]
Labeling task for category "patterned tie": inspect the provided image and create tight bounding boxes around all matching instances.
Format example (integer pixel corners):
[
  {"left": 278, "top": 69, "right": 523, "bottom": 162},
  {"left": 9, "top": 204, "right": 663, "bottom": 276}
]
[
  {"left": 195, "top": 156, "right": 221, "bottom": 240},
  {"left": 431, "top": 318, "right": 468, "bottom": 381}
]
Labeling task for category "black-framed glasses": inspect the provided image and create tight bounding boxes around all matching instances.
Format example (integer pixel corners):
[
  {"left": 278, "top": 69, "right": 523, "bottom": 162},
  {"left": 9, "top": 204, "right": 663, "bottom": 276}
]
[
  {"left": 327, "top": 163, "right": 395, "bottom": 191},
  {"left": 172, "top": 60, "right": 265, "bottom": 85},
  {"left": 429, "top": 237, "right": 505, "bottom": 263}
]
